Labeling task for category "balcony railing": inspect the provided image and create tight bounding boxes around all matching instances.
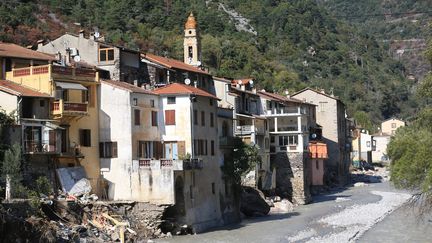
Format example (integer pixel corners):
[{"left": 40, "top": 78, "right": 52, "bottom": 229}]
[
  {"left": 52, "top": 100, "right": 88, "bottom": 117},
  {"left": 235, "top": 125, "right": 254, "bottom": 135},
  {"left": 266, "top": 107, "right": 301, "bottom": 116},
  {"left": 24, "top": 140, "right": 58, "bottom": 154},
  {"left": 137, "top": 159, "right": 184, "bottom": 170},
  {"left": 183, "top": 158, "right": 204, "bottom": 170},
  {"left": 7, "top": 64, "right": 97, "bottom": 82}
]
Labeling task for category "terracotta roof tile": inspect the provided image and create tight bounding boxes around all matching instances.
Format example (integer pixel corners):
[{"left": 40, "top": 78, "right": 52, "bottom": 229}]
[
  {"left": 232, "top": 78, "right": 253, "bottom": 85},
  {"left": 143, "top": 53, "right": 209, "bottom": 75},
  {"left": 0, "top": 80, "right": 51, "bottom": 97},
  {"left": 101, "top": 80, "right": 155, "bottom": 95},
  {"left": 0, "top": 42, "right": 56, "bottom": 61},
  {"left": 153, "top": 83, "right": 219, "bottom": 100}
]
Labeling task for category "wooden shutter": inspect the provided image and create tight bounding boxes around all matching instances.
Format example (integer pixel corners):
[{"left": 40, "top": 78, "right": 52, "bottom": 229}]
[
  {"left": 178, "top": 141, "right": 185, "bottom": 158},
  {"left": 111, "top": 142, "right": 118, "bottom": 158},
  {"left": 151, "top": 111, "right": 158, "bottom": 126},
  {"left": 134, "top": 109, "right": 141, "bottom": 125},
  {"left": 165, "top": 110, "right": 175, "bottom": 125},
  {"left": 153, "top": 141, "right": 163, "bottom": 159},
  {"left": 99, "top": 142, "right": 105, "bottom": 158}
]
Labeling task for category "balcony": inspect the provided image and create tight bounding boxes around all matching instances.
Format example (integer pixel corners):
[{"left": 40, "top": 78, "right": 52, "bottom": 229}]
[
  {"left": 23, "top": 140, "right": 59, "bottom": 154},
  {"left": 52, "top": 100, "right": 88, "bottom": 117},
  {"left": 235, "top": 125, "right": 255, "bottom": 135},
  {"left": 6, "top": 64, "right": 98, "bottom": 85},
  {"left": 264, "top": 107, "right": 304, "bottom": 117},
  {"left": 137, "top": 159, "right": 185, "bottom": 170},
  {"left": 183, "top": 158, "right": 204, "bottom": 170}
]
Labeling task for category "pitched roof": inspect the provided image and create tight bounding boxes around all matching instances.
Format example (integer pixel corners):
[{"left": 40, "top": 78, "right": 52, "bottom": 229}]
[
  {"left": 257, "top": 90, "right": 309, "bottom": 105},
  {"left": 143, "top": 53, "right": 209, "bottom": 75},
  {"left": 0, "top": 80, "right": 51, "bottom": 98},
  {"left": 101, "top": 80, "right": 155, "bottom": 95},
  {"left": 0, "top": 42, "right": 56, "bottom": 61},
  {"left": 292, "top": 87, "right": 341, "bottom": 101},
  {"left": 153, "top": 83, "right": 219, "bottom": 100}
]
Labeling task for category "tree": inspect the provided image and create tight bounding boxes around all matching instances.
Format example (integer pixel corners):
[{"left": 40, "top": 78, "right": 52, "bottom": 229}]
[
  {"left": 388, "top": 40, "right": 432, "bottom": 213},
  {"left": 221, "top": 138, "right": 261, "bottom": 191}
]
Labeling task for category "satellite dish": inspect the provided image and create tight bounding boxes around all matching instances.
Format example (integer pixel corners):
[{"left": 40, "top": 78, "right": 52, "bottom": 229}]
[
  {"left": 94, "top": 31, "right": 100, "bottom": 38},
  {"left": 73, "top": 55, "right": 81, "bottom": 63},
  {"left": 184, "top": 78, "right": 191, "bottom": 85},
  {"left": 311, "top": 133, "right": 317, "bottom": 139}
]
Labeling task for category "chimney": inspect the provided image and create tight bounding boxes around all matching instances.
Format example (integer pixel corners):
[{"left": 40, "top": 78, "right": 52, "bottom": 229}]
[
  {"left": 79, "top": 29, "right": 85, "bottom": 38},
  {"left": 133, "top": 80, "right": 138, "bottom": 86},
  {"left": 252, "top": 88, "right": 257, "bottom": 94},
  {"left": 194, "top": 81, "right": 198, "bottom": 88},
  {"left": 37, "top": 40, "right": 44, "bottom": 50}
]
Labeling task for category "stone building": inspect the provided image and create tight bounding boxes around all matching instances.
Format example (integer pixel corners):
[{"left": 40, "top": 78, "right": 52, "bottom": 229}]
[
  {"left": 381, "top": 117, "right": 405, "bottom": 136},
  {"left": 258, "top": 91, "right": 317, "bottom": 204},
  {"left": 292, "top": 88, "right": 351, "bottom": 184},
  {"left": 37, "top": 31, "right": 145, "bottom": 84}
]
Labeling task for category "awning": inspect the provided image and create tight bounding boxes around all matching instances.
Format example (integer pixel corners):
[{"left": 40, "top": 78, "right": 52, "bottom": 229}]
[{"left": 56, "top": 81, "right": 87, "bottom": 91}]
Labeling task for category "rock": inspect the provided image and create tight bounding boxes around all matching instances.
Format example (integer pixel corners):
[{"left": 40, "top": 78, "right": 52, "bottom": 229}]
[
  {"left": 272, "top": 199, "right": 294, "bottom": 213},
  {"left": 265, "top": 199, "right": 274, "bottom": 207},
  {"left": 110, "top": 232, "right": 120, "bottom": 241},
  {"left": 335, "top": 197, "right": 351, "bottom": 202},
  {"left": 240, "top": 186, "right": 270, "bottom": 217},
  {"left": 354, "top": 182, "right": 368, "bottom": 187}
]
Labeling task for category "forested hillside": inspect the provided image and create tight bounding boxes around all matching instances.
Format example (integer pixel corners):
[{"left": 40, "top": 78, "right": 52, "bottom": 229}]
[
  {"left": 0, "top": 0, "right": 423, "bottom": 124},
  {"left": 320, "top": 0, "right": 432, "bottom": 81}
]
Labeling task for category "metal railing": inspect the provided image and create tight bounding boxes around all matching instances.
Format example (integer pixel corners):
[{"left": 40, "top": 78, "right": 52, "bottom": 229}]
[{"left": 23, "top": 140, "right": 57, "bottom": 153}]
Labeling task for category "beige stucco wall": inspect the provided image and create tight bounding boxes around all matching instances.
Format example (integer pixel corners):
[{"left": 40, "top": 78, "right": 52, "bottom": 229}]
[
  {"left": 371, "top": 135, "right": 391, "bottom": 163},
  {"left": 381, "top": 118, "right": 405, "bottom": 136},
  {"left": 0, "top": 92, "right": 18, "bottom": 114}
]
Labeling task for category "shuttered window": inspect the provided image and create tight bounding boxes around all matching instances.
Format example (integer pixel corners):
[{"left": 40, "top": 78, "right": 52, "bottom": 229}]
[
  {"left": 210, "top": 112, "right": 214, "bottom": 127},
  {"left": 211, "top": 140, "right": 215, "bottom": 156},
  {"left": 201, "top": 111, "right": 205, "bottom": 126},
  {"left": 193, "top": 110, "right": 198, "bottom": 125},
  {"left": 99, "top": 142, "right": 118, "bottom": 158},
  {"left": 79, "top": 129, "right": 91, "bottom": 147},
  {"left": 165, "top": 110, "right": 176, "bottom": 125},
  {"left": 134, "top": 109, "right": 140, "bottom": 126},
  {"left": 151, "top": 111, "right": 158, "bottom": 126}
]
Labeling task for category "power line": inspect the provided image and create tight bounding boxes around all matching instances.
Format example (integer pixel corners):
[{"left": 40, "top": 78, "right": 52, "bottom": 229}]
[{"left": 332, "top": 10, "right": 432, "bottom": 19}]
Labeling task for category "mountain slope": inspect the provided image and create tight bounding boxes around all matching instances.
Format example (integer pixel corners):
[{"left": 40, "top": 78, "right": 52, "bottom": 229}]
[{"left": 0, "top": 0, "right": 420, "bottom": 123}]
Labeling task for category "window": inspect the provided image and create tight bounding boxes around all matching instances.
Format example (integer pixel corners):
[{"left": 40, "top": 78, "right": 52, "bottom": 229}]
[
  {"left": 133, "top": 98, "right": 138, "bottom": 106},
  {"left": 134, "top": 109, "right": 140, "bottom": 126},
  {"left": 150, "top": 99, "right": 155, "bottom": 108},
  {"left": 81, "top": 90, "right": 89, "bottom": 103},
  {"left": 79, "top": 129, "right": 91, "bottom": 147},
  {"left": 151, "top": 111, "right": 158, "bottom": 126},
  {"left": 99, "top": 142, "right": 118, "bottom": 158},
  {"left": 319, "top": 102, "right": 327, "bottom": 112},
  {"left": 193, "top": 110, "right": 198, "bottom": 125},
  {"left": 279, "top": 135, "right": 298, "bottom": 146},
  {"left": 270, "top": 136, "right": 275, "bottom": 143},
  {"left": 138, "top": 141, "right": 153, "bottom": 158},
  {"left": 167, "top": 96, "right": 176, "bottom": 104},
  {"left": 391, "top": 123, "right": 396, "bottom": 128},
  {"left": 201, "top": 111, "right": 205, "bottom": 126},
  {"left": 209, "top": 99, "right": 213, "bottom": 106},
  {"left": 211, "top": 140, "right": 215, "bottom": 156},
  {"left": 210, "top": 113, "right": 214, "bottom": 127},
  {"left": 99, "top": 47, "right": 115, "bottom": 62},
  {"left": 39, "top": 100, "right": 45, "bottom": 107},
  {"left": 366, "top": 141, "right": 371, "bottom": 147},
  {"left": 165, "top": 110, "right": 176, "bottom": 125},
  {"left": 212, "top": 183, "right": 215, "bottom": 194},
  {"left": 205, "top": 140, "right": 208, "bottom": 155},
  {"left": 188, "top": 46, "right": 193, "bottom": 58}
]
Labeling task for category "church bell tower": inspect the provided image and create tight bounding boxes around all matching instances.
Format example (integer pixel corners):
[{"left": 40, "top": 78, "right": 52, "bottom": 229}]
[{"left": 184, "top": 12, "right": 201, "bottom": 66}]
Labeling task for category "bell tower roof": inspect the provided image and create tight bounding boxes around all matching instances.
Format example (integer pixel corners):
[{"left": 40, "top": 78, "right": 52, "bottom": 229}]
[{"left": 185, "top": 12, "right": 197, "bottom": 29}]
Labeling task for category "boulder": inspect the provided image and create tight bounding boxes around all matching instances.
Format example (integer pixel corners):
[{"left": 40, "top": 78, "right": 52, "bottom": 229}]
[
  {"left": 272, "top": 199, "right": 294, "bottom": 213},
  {"left": 240, "top": 186, "right": 270, "bottom": 217}
]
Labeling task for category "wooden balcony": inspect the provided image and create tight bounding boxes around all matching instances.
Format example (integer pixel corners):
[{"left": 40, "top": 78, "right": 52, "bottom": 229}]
[{"left": 52, "top": 99, "right": 88, "bottom": 118}]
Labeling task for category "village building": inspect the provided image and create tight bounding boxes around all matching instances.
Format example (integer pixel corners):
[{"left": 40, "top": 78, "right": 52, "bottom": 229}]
[
  {"left": 371, "top": 134, "right": 391, "bottom": 163},
  {"left": 3, "top": 43, "right": 102, "bottom": 193},
  {"left": 292, "top": 88, "right": 351, "bottom": 184},
  {"left": 381, "top": 117, "right": 405, "bottom": 136},
  {"left": 258, "top": 90, "right": 318, "bottom": 204},
  {"left": 37, "top": 31, "right": 144, "bottom": 84},
  {"left": 352, "top": 128, "right": 375, "bottom": 166}
]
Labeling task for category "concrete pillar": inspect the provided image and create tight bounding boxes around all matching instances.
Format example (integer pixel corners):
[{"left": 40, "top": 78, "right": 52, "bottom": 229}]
[
  {"left": 297, "top": 116, "right": 302, "bottom": 132},
  {"left": 274, "top": 117, "right": 278, "bottom": 132}
]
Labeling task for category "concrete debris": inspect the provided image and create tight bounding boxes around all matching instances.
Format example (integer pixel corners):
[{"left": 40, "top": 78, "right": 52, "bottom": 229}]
[
  {"left": 351, "top": 165, "right": 390, "bottom": 184},
  {"left": 354, "top": 182, "right": 368, "bottom": 187},
  {"left": 335, "top": 197, "right": 351, "bottom": 202},
  {"left": 56, "top": 167, "right": 92, "bottom": 196},
  {"left": 271, "top": 199, "right": 294, "bottom": 214}
]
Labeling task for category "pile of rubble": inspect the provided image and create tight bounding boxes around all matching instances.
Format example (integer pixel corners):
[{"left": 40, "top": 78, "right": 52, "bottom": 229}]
[
  {"left": 351, "top": 164, "right": 390, "bottom": 185},
  {"left": 267, "top": 196, "right": 294, "bottom": 214}
]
